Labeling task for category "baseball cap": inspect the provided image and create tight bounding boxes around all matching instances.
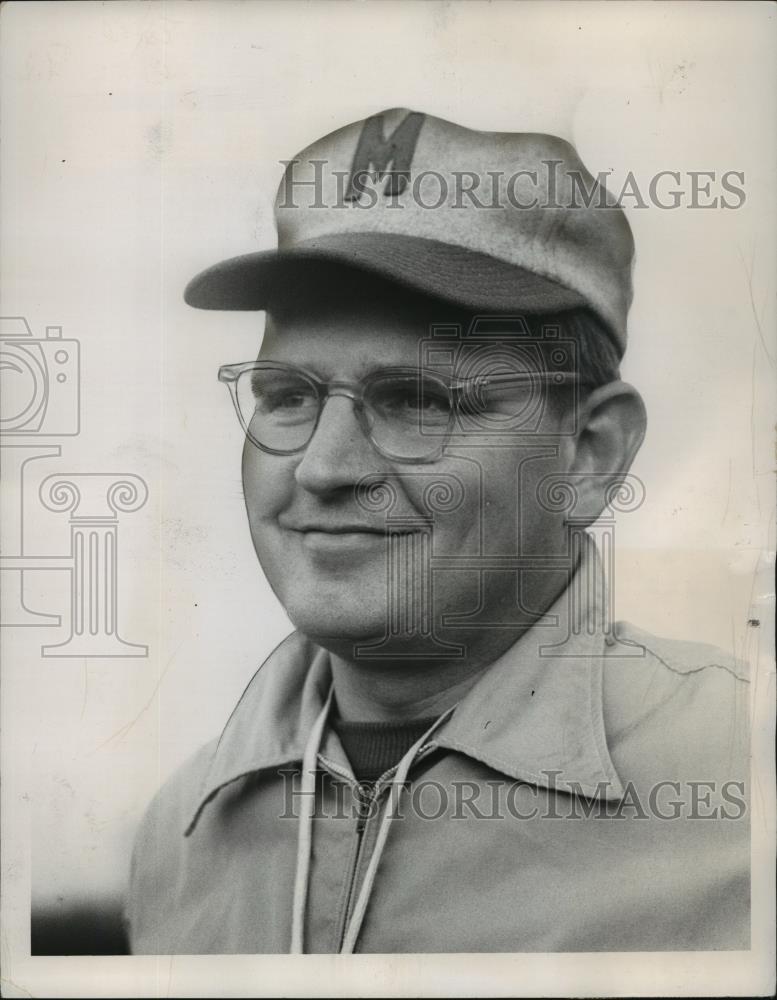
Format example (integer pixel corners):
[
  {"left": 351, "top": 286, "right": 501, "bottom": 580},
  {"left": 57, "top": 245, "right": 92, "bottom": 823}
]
[{"left": 184, "top": 108, "right": 634, "bottom": 354}]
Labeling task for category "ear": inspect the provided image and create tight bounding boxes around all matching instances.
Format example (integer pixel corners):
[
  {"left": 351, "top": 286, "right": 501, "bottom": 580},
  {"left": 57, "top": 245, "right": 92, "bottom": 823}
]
[{"left": 563, "top": 381, "right": 647, "bottom": 524}]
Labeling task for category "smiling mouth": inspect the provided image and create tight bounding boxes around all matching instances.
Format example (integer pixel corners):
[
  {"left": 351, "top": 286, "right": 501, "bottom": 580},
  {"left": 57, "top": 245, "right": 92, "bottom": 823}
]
[
  {"left": 286, "top": 527, "right": 391, "bottom": 555},
  {"left": 281, "top": 524, "right": 423, "bottom": 554},
  {"left": 286, "top": 525, "right": 387, "bottom": 535}
]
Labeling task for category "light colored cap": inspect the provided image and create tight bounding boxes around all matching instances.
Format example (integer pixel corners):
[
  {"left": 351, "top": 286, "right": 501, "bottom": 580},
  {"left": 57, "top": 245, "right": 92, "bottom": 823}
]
[{"left": 185, "top": 108, "right": 634, "bottom": 354}]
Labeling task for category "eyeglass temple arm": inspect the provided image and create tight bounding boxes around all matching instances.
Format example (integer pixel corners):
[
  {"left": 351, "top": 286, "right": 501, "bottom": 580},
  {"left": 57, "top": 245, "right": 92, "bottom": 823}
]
[{"left": 450, "top": 371, "right": 582, "bottom": 392}]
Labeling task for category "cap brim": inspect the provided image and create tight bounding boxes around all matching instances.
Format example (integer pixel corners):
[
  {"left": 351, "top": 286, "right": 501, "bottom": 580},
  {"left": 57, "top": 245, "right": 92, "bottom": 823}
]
[{"left": 183, "top": 233, "right": 588, "bottom": 315}]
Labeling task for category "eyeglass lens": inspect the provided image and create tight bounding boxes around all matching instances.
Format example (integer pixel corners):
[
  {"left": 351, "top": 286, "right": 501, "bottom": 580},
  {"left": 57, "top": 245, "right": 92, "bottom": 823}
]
[{"left": 234, "top": 367, "right": 453, "bottom": 459}]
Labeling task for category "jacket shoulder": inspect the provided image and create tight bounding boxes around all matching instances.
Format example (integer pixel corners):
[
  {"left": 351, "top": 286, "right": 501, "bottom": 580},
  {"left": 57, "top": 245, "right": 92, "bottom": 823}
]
[
  {"left": 612, "top": 620, "right": 749, "bottom": 683},
  {"left": 603, "top": 621, "right": 750, "bottom": 782},
  {"left": 140, "top": 738, "right": 219, "bottom": 838},
  {"left": 124, "top": 738, "right": 218, "bottom": 948}
]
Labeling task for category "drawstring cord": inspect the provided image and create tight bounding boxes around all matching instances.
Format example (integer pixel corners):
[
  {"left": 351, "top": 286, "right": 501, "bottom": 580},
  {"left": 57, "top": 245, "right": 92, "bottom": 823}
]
[
  {"left": 289, "top": 694, "right": 454, "bottom": 954},
  {"left": 339, "top": 706, "right": 454, "bottom": 954},
  {"left": 290, "top": 685, "right": 334, "bottom": 955}
]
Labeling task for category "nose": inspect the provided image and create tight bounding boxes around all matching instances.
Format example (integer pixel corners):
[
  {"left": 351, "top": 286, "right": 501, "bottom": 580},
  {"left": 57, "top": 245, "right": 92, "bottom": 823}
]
[{"left": 294, "top": 393, "right": 380, "bottom": 495}]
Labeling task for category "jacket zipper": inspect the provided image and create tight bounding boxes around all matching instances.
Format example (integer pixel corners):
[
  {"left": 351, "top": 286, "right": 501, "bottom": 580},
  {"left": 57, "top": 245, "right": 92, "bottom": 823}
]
[
  {"left": 318, "top": 744, "right": 439, "bottom": 952},
  {"left": 342, "top": 781, "right": 376, "bottom": 934}
]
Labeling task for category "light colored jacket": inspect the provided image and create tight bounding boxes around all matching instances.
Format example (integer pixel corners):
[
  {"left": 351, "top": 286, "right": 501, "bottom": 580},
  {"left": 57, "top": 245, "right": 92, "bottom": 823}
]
[{"left": 126, "top": 553, "right": 749, "bottom": 953}]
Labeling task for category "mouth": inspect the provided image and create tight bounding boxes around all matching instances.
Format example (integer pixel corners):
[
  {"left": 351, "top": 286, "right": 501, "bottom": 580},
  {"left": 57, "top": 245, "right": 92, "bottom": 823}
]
[
  {"left": 278, "top": 520, "right": 419, "bottom": 556},
  {"left": 290, "top": 526, "right": 388, "bottom": 555},
  {"left": 283, "top": 524, "right": 387, "bottom": 536}
]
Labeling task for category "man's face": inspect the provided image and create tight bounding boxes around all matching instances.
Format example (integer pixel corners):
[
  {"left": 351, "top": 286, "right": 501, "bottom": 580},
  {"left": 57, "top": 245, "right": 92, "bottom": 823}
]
[{"left": 241, "top": 287, "right": 575, "bottom": 659}]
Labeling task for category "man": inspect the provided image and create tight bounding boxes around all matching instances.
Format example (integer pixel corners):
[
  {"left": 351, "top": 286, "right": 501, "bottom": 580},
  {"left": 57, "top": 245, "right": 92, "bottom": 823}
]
[{"left": 126, "top": 109, "right": 749, "bottom": 953}]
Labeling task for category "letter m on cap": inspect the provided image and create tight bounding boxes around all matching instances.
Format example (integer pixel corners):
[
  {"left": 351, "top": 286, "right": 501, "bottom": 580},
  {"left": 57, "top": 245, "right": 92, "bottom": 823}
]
[{"left": 345, "top": 111, "right": 425, "bottom": 201}]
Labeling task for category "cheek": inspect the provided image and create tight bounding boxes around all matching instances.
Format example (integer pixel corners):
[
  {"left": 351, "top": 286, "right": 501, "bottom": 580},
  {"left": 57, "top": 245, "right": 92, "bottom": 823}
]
[
  {"left": 241, "top": 444, "right": 294, "bottom": 525},
  {"left": 398, "top": 461, "right": 495, "bottom": 554},
  {"left": 423, "top": 449, "right": 565, "bottom": 553}
]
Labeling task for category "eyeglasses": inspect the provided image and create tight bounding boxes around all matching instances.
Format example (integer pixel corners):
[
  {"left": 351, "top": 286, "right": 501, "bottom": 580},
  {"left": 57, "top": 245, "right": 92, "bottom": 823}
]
[{"left": 217, "top": 361, "right": 582, "bottom": 464}]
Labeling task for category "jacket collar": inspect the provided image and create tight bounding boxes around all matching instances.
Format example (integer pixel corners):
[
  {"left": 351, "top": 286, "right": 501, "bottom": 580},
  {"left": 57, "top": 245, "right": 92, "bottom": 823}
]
[{"left": 185, "top": 536, "right": 624, "bottom": 835}]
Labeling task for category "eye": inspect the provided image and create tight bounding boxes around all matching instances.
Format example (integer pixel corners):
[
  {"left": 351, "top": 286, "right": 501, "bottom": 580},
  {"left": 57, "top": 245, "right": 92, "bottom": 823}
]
[
  {"left": 249, "top": 373, "right": 318, "bottom": 416},
  {"left": 369, "top": 377, "right": 451, "bottom": 423},
  {"left": 270, "top": 389, "right": 313, "bottom": 411}
]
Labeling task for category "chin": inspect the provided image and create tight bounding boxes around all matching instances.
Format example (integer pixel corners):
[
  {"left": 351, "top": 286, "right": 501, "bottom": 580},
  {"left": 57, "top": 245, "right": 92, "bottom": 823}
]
[{"left": 284, "top": 597, "right": 389, "bottom": 647}]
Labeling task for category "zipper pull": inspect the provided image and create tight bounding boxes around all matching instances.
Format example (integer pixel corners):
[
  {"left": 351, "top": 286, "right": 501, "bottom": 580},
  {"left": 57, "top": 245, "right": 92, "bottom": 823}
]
[{"left": 355, "top": 782, "right": 375, "bottom": 833}]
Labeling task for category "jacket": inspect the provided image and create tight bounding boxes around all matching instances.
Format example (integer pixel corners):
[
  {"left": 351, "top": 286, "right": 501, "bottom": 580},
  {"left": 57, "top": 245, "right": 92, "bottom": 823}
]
[{"left": 126, "top": 548, "right": 750, "bottom": 954}]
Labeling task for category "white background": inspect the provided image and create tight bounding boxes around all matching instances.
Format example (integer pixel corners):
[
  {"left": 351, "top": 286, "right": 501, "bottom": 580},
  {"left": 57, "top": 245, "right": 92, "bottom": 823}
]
[{"left": 1, "top": 1, "right": 775, "bottom": 996}]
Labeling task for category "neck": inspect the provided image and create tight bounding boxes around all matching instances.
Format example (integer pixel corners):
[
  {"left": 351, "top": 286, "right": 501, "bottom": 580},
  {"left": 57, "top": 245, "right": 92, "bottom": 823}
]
[
  {"left": 323, "top": 568, "right": 573, "bottom": 723},
  {"left": 329, "top": 652, "right": 494, "bottom": 723}
]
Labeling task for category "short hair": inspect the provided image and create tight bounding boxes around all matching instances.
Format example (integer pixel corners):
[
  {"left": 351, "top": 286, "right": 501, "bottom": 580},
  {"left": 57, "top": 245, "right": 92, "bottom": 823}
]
[{"left": 524, "top": 309, "right": 622, "bottom": 389}]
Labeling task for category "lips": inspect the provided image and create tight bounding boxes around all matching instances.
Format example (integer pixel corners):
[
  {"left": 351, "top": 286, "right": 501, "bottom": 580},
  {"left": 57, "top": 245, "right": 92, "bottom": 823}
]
[
  {"left": 276, "top": 516, "right": 423, "bottom": 559},
  {"left": 280, "top": 522, "right": 387, "bottom": 535}
]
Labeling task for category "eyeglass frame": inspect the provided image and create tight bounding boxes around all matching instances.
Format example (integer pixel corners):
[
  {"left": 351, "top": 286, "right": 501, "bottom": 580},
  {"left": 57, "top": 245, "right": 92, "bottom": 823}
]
[{"left": 217, "top": 359, "right": 585, "bottom": 465}]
